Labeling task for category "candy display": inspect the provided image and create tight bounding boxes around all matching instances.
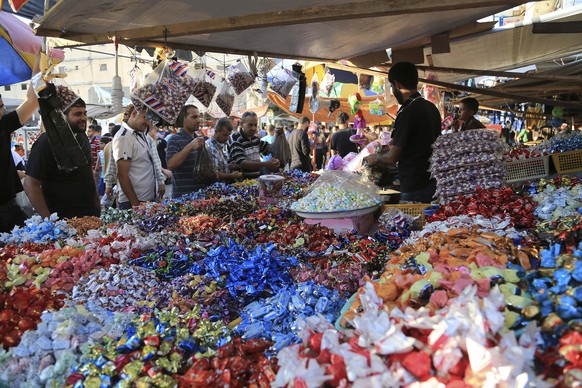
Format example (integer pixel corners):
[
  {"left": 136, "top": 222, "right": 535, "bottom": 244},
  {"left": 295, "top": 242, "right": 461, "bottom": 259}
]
[
  {"left": 504, "top": 143, "right": 545, "bottom": 161},
  {"left": 66, "top": 306, "right": 231, "bottom": 387},
  {"left": 179, "top": 338, "right": 277, "bottom": 386},
  {"left": 0, "top": 306, "right": 135, "bottom": 388},
  {"left": 541, "top": 129, "right": 582, "bottom": 153},
  {"left": 237, "top": 281, "right": 345, "bottom": 352},
  {"left": 1, "top": 171, "right": 582, "bottom": 386},
  {"left": 532, "top": 184, "right": 582, "bottom": 221},
  {"left": 291, "top": 184, "right": 381, "bottom": 213},
  {"left": 72, "top": 264, "right": 165, "bottom": 311},
  {"left": 431, "top": 129, "right": 506, "bottom": 200},
  {"left": 0, "top": 214, "right": 76, "bottom": 245},
  {"left": 429, "top": 187, "right": 537, "bottom": 229}
]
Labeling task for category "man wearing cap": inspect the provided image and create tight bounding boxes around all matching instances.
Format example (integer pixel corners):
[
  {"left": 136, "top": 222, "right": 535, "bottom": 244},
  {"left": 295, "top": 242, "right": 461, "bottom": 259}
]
[{"left": 24, "top": 98, "right": 101, "bottom": 218}]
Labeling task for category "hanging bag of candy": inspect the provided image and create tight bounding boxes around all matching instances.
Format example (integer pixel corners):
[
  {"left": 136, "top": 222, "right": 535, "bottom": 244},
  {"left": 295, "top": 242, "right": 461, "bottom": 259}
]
[
  {"left": 227, "top": 60, "right": 256, "bottom": 95},
  {"left": 188, "top": 65, "right": 218, "bottom": 108},
  {"left": 269, "top": 65, "right": 298, "bottom": 99},
  {"left": 131, "top": 59, "right": 196, "bottom": 124},
  {"left": 320, "top": 69, "right": 335, "bottom": 97},
  {"left": 192, "top": 145, "right": 216, "bottom": 185},
  {"left": 214, "top": 80, "right": 235, "bottom": 116}
]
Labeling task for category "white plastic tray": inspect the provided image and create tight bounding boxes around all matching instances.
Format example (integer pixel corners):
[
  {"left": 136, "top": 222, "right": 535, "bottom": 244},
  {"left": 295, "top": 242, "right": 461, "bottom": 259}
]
[{"left": 294, "top": 204, "right": 381, "bottom": 219}]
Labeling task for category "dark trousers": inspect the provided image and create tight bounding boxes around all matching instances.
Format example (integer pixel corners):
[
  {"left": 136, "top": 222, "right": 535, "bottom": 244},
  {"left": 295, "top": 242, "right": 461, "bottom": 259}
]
[
  {"left": 118, "top": 201, "right": 132, "bottom": 210},
  {"left": 400, "top": 180, "right": 436, "bottom": 203},
  {"left": 0, "top": 199, "right": 27, "bottom": 233}
]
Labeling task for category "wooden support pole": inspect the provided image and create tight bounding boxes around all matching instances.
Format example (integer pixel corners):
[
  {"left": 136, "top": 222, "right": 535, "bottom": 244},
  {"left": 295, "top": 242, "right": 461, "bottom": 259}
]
[{"left": 532, "top": 21, "right": 582, "bottom": 34}]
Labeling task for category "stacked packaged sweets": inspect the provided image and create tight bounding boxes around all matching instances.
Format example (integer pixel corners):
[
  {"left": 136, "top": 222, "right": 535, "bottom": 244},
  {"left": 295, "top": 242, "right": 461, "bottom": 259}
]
[{"left": 430, "top": 129, "right": 506, "bottom": 201}]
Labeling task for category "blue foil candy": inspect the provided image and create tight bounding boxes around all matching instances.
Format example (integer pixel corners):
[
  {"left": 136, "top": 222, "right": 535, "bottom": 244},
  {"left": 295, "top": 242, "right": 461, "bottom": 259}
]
[{"left": 236, "top": 281, "right": 345, "bottom": 353}]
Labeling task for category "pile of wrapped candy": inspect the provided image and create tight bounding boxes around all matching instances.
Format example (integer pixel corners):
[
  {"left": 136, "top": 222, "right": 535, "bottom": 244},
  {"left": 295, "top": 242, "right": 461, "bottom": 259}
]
[
  {"left": 504, "top": 143, "right": 546, "bottom": 161},
  {"left": 430, "top": 129, "right": 506, "bottom": 200},
  {"left": 1, "top": 172, "right": 582, "bottom": 387},
  {"left": 541, "top": 129, "right": 582, "bottom": 153}
]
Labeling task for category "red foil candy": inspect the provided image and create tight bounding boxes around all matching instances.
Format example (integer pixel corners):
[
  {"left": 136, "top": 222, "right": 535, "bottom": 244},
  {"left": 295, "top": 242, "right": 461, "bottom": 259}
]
[
  {"left": 0, "top": 285, "right": 65, "bottom": 350},
  {"left": 429, "top": 187, "right": 536, "bottom": 229},
  {"left": 179, "top": 338, "right": 277, "bottom": 388}
]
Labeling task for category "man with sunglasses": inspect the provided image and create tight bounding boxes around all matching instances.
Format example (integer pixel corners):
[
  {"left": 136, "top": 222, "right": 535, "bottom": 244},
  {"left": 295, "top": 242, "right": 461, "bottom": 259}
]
[{"left": 166, "top": 105, "right": 206, "bottom": 198}]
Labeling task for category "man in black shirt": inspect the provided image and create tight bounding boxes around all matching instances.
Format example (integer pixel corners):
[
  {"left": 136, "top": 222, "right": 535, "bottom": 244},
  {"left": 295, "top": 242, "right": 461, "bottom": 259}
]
[
  {"left": 330, "top": 112, "right": 358, "bottom": 158},
  {"left": 24, "top": 98, "right": 100, "bottom": 219},
  {"left": 365, "top": 62, "right": 440, "bottom": 203},
  {"left": 0, "top": 85, "right": 39, "bottom": 232}
]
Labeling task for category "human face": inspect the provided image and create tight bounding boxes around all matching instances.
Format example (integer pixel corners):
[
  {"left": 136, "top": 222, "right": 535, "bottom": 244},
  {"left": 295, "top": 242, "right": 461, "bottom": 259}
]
[
  {"left": 241, "top": 115, "right": 258, "bottom": 138},
  {"left": 458, "top": 103, "right": 473, "bottom": 122},
  {"left": 214, "top": 125, "right": 232, "bottom": 144},
  {"left": 0, "top": 98, "right": 4, "bottom": 121},
  {"left": 183, "top": 107, "right": 200, "bottom": 134},
  {"left": 66, "top": 107, "right": 88, "bottom": 133},
  {"left": 391, "top": 82, "right": 405, "bottom": 105},
  {"left": 128, "top": 110, "right": 149, "bottom": 132}
]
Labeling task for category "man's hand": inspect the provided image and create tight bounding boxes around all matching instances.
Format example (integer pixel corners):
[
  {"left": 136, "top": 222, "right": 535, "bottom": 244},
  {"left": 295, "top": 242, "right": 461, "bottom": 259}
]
[
  {"left": 158, "top": 185, "right": 166, "bottom": 201},
  {"left": 266, "top": 158, "right": 280, "bottom": 171},
  {"left": 364, "top": 154, "right": 381, "bottom": 167},
  {"left": 190, "top": 138, "right": 205, "bottom": 150},
  {"left": 228, "top": 163, "right": 240, "bottom": 171}
]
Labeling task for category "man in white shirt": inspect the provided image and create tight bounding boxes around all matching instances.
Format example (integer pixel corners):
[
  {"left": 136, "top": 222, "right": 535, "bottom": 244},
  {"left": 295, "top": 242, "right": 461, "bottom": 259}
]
[{"left": 112, "top": 106, "right": 165, "bottom": 209}]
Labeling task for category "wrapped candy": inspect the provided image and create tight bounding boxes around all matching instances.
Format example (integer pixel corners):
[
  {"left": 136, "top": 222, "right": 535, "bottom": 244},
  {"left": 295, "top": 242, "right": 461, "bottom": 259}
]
[
  {"left": 541, "top": 129, "right": 582, "bottom": 153},
  {"left": 532, "top": 184, "right": 582, "bottom": 221},
  {"left": 180, "top": 338, "right": 277, "bottom": 387},
  {"left": 237, "top": 281, "right": 345, "bottom": 352},
  {"left": 0, "top": 306, "right": 135, "bottom": 388},
  {"left": 429, "top": 187, "right": 537, "bottom": 229},
  {"left": 0, "top": 286, "right": 65, "bottom": 350},
  {"left": 0, "top": 214, "right": 76, "bottom": 245},
  {"left": 66, "top": 306, "right": 231, "bottom": 387},
  {"left": 72, "top": 264, "right": 166, "bottom": 311},
  {"left": 203, "top": 241, "right": 298, "bottom": 303},
  {"left": 65, "top": 216, "right": 102, "bottom": 237},
  {"left": 430, "top": 129, "right": 506, "bottom": 200}
]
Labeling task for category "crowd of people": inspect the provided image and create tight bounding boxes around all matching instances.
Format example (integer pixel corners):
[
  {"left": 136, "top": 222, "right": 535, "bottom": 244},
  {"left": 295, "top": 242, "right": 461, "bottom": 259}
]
[{"left": 2, "top": 59, "right": 578, "bottom": 233}]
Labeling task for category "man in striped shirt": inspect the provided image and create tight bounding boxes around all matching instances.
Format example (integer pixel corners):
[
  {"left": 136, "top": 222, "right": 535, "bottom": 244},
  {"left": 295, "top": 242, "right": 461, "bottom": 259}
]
[
  {"left": 166, "top": 105, "right": 205, "bottom": 198},
  {"left": 227, "top": 112, "right": 279, "bottom": 179}
]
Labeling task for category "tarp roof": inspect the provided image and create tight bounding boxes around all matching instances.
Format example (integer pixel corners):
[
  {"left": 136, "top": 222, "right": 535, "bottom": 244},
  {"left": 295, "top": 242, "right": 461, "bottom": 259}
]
[{"left": 34, "top": 0, "right": 523, "bottom": 62}]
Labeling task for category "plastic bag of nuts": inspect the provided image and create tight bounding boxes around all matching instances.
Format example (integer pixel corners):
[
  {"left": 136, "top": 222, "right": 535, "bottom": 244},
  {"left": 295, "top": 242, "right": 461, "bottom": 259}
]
[
  {"left": 215, "top": 80, "right": 235, "bottom": 116},
  {"left": 227, "top": 60, "right": 256, "bottom": 95},
  {"left": 189, "top": 68, "right": 218, "bottom": 108},
  {"left": 131, "top": 59, "right": 196, "bottom": 124},
  {"left": 269, "top": 66, "right": 299, "bottom": 99}
]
